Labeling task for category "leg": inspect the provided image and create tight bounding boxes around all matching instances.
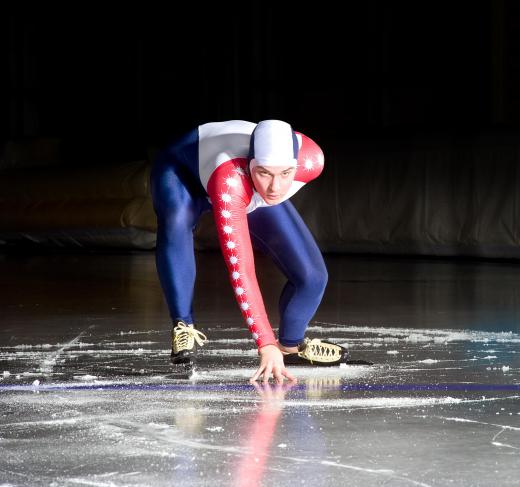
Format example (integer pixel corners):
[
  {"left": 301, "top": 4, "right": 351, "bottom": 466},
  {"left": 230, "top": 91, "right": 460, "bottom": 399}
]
[
  {"left": 247, "top": 200, "right": 328, "bottom": 347},
  {"left": 150, "top": 151, "right": 209, "bottom": 324}
]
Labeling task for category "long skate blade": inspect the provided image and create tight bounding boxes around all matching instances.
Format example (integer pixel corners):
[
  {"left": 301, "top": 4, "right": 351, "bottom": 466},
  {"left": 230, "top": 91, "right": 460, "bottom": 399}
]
[
  {"left": 168, "top": 360, "right": 197, "bottom": 379},
  {"left": 345, "top": 359, "right": 374, "bottom": 366}
]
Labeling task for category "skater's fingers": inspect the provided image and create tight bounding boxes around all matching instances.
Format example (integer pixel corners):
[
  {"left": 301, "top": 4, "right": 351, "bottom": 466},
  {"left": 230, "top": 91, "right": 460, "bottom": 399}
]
[
  {"left": 273, "top": 366, "right": 284, "bottom": 385},
  {"left": 262, "top": 367, "right": 273, "bottom": 384},
  {"left": 250, "top": 364, "right": 265, "bottom": 383},
  {"left": 282, "top": 367, "right": 297, "bottom": 383},
  {"left": 263, "top": 364, "right": 273, "bottom": 384}
]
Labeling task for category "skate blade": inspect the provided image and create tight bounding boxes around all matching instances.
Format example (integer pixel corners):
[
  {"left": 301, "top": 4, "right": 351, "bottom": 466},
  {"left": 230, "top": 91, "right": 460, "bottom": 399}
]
[
  {"left": 345, "top": 359, "right": 374, "bottom": 366},
  {"left": 168, "top": 361, "right": 197, "bottom": 379}
]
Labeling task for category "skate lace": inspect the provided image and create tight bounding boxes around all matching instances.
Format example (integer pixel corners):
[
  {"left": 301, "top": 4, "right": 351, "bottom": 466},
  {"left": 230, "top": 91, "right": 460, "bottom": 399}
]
[
  {"left": 173, "top": 322, "right": 207, "bottom": 352},
  {"left": 298, "top": 338, "right": 342, "bottom": 364}
]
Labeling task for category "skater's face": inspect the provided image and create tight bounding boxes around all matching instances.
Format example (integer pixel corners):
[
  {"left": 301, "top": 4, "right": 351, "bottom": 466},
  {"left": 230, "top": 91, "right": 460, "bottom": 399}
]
[{"left": 250, "top": 163, "right": 296, "bottom": 205}]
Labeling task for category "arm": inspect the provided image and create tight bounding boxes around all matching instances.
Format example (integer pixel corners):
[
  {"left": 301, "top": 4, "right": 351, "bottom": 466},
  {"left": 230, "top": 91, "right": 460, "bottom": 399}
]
[{"left": 206, "top": 158, "right": 278, "bottom": 349}]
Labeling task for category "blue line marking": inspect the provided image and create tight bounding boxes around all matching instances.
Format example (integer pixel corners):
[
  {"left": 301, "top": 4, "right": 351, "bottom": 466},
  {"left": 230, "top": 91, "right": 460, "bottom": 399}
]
[{"left": 0, "top": 383, "right": 519, "bottom": 392}]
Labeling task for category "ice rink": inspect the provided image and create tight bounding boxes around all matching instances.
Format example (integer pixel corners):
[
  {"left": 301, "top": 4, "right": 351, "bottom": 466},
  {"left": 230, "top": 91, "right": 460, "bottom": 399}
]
[{"left": 1, "top": 251, "right": 519, "bottom": 486}]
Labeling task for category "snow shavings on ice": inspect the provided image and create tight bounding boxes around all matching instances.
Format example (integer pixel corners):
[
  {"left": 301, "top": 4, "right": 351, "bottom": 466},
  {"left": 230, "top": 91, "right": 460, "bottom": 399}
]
[
  {"left": 200, "top": 348, "right": 257, "bottom": 357},
  {"left": 283, "top": 396, "right": 465, "bottom": 410},
  {"left": 73, "top": 375, "right": 98, "bottom": 381},
  {"left": 310, "top": 322, "right": 520, "bottom": 344},
  {"left": 430, "top": 415, "right": 520, "bottom": 431}
]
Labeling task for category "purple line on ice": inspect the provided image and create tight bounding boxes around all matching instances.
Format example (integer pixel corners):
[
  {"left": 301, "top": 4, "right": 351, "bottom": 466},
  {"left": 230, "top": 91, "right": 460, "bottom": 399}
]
[{"left": 0, "top": 383, "right": 519, "bottom": 392}]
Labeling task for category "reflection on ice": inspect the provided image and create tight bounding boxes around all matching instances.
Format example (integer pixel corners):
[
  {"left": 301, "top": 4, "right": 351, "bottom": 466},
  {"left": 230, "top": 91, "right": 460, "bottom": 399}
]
[{"left": 1, "top": 322, "right": 519, "bottom": 486}]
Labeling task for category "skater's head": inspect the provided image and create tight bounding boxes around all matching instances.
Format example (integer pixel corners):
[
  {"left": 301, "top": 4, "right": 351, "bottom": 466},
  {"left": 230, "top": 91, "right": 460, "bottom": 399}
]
[
  {"left": 248, "top": 120, "right": 299, "bottom": 169},
  {"left": 248, "top": 120, "right": 298, "bottom": 205}
]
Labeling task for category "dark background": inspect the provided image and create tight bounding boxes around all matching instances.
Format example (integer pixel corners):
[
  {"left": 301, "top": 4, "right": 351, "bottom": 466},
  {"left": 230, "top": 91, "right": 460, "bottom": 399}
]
[
  {"left": 2, "top": 2, "right": 519, "bottom": 164},
  {"left": 2, "top": 2, "right": 520, "bottom": 259}
]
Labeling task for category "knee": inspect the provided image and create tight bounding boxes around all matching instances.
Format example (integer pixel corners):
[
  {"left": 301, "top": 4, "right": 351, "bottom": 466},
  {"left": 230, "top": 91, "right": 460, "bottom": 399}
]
[
  {"left": 150, "top": 155, "right": 184, "bottom": 212},
  {"left": 297, "top": 263, "right": 328, "bottom": 295},
  {"left": 313, "top": 265, "right": 328, "bottom": 294},
  {"left": 156, "top": 212, "right": 193, "bottom": 244}
]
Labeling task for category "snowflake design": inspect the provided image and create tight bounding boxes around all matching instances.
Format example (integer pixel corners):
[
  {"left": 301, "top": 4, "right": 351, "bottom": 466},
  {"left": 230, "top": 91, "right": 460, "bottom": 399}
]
[
  {"left": 225, "top": 177, "right": 238, "bottom": 188},
  {"left": 221, "top": 193, "right": 232, "bottom": 203},
  {"left": 213, "top": 167, "right": 265, "bottom": 345},
  {"left": 304, "top": 158, "right": 314, "bottom": 171}
]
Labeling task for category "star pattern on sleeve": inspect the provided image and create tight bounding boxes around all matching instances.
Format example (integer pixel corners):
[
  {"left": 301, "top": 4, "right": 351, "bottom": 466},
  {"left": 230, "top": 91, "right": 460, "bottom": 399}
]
[
  {"left": 294, "top": 132, "right": 325, "bottom": 183},
  {"left": 206, "top": 158, "right": 277, "bottom": 349}
]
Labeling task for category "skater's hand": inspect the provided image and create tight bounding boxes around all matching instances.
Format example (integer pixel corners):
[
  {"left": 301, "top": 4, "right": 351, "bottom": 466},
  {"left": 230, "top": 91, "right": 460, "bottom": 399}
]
[{"left": 250, "top": 345, "right": 297, "bottom": 385}]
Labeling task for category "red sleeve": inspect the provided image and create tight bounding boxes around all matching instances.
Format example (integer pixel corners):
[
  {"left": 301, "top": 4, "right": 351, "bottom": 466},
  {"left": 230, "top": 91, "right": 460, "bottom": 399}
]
[
  {"left": 294, "top": 131, "right": 325, "bottom": 183},
  {"left": 206, "top": 158, "right": 278, "bottom": 349}
]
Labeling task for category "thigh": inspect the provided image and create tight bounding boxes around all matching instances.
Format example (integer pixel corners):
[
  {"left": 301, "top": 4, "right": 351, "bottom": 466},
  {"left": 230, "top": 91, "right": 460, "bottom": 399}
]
[
  {"left": 247, "top": 200, "right": 326, "bottom": 280},
  {"left": 150, "top": 149, "right": 210, "bottom": 228}
]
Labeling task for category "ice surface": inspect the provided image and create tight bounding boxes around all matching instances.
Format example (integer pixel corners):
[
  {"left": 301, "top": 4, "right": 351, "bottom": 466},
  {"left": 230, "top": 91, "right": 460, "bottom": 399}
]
[
  {"left": 1, "top": 321, "right": 519, "bottom": 486},
  {"left": 3, "top": 243, "right": 520, "bottom": 485}
]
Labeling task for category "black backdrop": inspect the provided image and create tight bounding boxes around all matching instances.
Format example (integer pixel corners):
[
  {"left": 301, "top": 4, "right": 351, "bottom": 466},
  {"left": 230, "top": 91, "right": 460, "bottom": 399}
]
[
  {"left": 3, "top": 2, "right": 519, "bottom": 160},
  {"left": 3, "top": 3, "right": 520, "bottom": 258}
]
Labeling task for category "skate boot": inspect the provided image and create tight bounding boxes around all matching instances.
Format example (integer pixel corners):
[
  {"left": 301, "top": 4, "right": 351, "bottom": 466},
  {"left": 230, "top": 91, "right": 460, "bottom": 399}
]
[
  {"left": 171, "top": 320, "right": 207, "bottom": 364},
  {"left": 282, "top": 337, "right": 348, "bottom": 366}
]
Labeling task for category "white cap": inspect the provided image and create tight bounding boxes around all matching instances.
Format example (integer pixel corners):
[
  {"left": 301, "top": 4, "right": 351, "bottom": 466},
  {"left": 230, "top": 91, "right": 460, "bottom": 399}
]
[{"left": 249, "top": 120, "right": 298, "bottom": 168}]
